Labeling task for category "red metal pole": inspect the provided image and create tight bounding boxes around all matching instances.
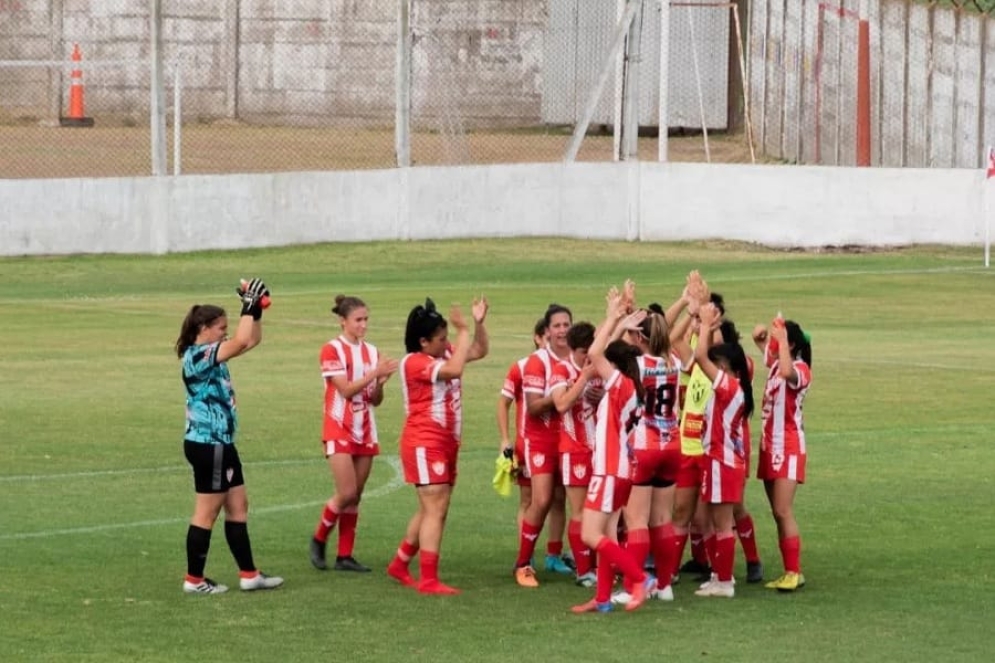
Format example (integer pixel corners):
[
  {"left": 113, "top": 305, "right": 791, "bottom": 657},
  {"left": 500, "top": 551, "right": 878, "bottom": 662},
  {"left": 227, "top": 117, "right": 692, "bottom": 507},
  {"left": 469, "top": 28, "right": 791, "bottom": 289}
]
[{"left": 856, "top": 3, "right": 871, "bottom": 166}]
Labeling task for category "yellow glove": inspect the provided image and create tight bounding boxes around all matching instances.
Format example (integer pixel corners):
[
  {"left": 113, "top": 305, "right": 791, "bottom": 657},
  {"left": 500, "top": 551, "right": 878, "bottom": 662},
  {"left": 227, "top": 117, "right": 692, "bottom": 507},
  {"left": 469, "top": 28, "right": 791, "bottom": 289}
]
[{"left": 492, "top": 452, "right": 514, "bottom": 497}]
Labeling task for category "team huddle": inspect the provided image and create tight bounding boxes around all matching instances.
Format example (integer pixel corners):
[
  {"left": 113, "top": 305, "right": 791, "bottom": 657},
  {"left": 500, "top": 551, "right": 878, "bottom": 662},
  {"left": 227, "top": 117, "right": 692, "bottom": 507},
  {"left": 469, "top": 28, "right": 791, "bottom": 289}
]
[{"left": 176, "top": 273, "right": 812, "bottom": 613}]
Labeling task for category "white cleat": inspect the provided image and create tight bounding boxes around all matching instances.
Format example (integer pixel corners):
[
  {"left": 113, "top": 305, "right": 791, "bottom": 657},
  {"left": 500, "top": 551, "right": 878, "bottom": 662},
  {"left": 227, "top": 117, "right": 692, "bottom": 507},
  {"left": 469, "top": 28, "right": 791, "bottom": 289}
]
[
  {"left": 240, "top": 572, "right": 284, "bottom": 591},
  {"left": 610, "top": 589, "right": 633, "bottom": 605},
  {"left": 650, "top": 584, "right": 674, "bottom": 601},
  {"left": 695, "top": 579, "right": 735, "bottom": 598},
  {"left": 183, "top": 578, "right": 228, "bottom": 594}
]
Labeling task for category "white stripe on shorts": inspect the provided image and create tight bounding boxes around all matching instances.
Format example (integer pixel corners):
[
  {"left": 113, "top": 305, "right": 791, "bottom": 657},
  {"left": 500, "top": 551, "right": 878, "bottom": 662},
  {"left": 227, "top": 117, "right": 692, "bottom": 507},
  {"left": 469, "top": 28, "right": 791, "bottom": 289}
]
[
  {"left": 787, "top": 455, "right": 798, "bottom": 481},
  {"left": 709, "top": 458, "right": 723, "bottom": 503},
  {"left": 415, "top": 447, "right": 430, "bottom": 484},
  {"left": 600, "top": 475, "right": 616, "bottom": 513}
]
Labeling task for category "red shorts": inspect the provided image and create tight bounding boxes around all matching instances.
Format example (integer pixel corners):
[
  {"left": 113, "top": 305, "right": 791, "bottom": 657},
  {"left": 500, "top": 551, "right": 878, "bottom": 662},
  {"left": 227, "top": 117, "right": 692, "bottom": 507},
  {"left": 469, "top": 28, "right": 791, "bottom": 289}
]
[
  {"left": 559, "top": 450, "right": 592, "bottom": 487},
  {"left": 757, "top": 451, "right": 806, "bottom": 483},
  {"left": 523, "top": 438, "right": 559, "bottom": 477},
  {"left": 630, "top": 447, "right": 680, "bottom": 487},
  {"left": 700, "top": 457, "right": 745, "bottom": 504},
  {"left": 401, "top": 444, "right": 458, "bottom": 486},
  {"left": 324, "top": 439, "right": 379, "bottom": 457},
  {"left": 675, "top": 452, "right": 707, "bottom": 489},
  {"left": 584, "top": 474, "right": 632, "bottom": 514}
]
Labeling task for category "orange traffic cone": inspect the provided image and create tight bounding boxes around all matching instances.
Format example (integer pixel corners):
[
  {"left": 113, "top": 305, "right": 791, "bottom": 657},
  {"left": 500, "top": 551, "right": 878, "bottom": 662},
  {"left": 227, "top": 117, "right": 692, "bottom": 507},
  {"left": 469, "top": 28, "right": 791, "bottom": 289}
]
[{"left": 60, "top": 43, "right": 94, "bottom": 127}]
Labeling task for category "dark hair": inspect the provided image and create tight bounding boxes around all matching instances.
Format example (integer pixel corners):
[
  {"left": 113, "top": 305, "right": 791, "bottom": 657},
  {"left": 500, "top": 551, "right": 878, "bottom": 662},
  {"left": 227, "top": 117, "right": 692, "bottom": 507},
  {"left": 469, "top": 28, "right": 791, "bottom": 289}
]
[
  {"left": 707, "top": 342, "right": 754, "bottom": 418},
  {"left": 175, "top": 304, "right": 226, "bottom": 358},
  {"left": 332, "top": 294, "right": 366, "bottom": 318},
  {"left": 604, "top": 339, "right": 645, "bottom": 403},
  {"left": 404, "top": 297, "right": 447, "bottom": 353},
  {"left": 566, "top": 321, "right": 596, "bottom": 351},
  {"left": 646, "top": 302, "right": 665, "bottom": 317},
  {"left": 785, "top": 320, "right": 813, "bottom": 368},
  {"left": 710, "top": 292, "right": 726, "bottom": 317},
  {"left": 718, "top": 318, "right": 741, "bottom": 344},
  {"left": 533, "top": 317, "right": 548, "bottom": 338},
  {"left": 637, "top": 311, "right": 670, "bottom": 357},
  {"left": 543, "top": 303, "right": 572, "bottom": 328}
]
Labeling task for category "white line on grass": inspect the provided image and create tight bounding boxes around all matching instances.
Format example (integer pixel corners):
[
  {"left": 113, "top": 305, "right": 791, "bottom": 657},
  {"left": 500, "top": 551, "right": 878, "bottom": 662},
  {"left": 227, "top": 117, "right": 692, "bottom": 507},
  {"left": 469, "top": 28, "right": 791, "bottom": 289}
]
[{"left": 0, "top": 456, "right": 405, "bottom": 541}]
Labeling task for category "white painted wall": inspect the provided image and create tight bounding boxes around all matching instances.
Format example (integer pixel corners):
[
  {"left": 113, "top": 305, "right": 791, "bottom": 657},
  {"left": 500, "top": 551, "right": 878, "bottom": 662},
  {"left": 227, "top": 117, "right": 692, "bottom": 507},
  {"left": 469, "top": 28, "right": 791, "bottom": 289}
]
[{"left": 0, "top": 162, "right": 985, "bottom": 257}]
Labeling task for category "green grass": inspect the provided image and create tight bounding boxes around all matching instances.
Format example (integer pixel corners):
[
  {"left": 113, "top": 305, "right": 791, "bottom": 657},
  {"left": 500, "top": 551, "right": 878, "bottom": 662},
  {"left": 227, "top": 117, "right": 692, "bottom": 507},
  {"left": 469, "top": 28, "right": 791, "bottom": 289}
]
[{"left": 1, "top": 239, "right": 994, "bottom": 662}]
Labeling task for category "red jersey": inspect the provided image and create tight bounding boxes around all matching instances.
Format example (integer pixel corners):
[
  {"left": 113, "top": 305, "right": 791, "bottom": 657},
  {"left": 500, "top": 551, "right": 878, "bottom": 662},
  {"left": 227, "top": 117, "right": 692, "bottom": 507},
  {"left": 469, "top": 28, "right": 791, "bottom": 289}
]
[
  {"left": 399, "top": 346, "right": 462, "bottom": 449},
  {"left": 702, "top": 370, "right": 747, "bottom": 469},
  {"left": 760, "top": 357, "right": 811, "bottom": 457},
  {"left": 550, "top": 357, "right": 596, "bottom": 454},
  {"left": 500, "top": 357, "right": 528, "bottom": 447},
  {"left": 593, "top": 369, "right": 642, "bottom": 478},
  {"left": 634, "top": 353, "right": 682, "bottom": 452},
  {"left": 320, "top": 337, "right": 380, "bottom": 444},
  {"left": 521, "top": 348, "right": 563, "bottom": 451}
]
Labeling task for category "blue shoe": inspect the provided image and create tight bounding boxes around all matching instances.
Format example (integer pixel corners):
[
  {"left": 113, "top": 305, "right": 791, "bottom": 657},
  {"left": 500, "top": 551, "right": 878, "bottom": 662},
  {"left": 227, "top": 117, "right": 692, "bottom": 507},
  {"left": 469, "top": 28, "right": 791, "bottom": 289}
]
[{"left": 545, "top": 554, "right": 574, "bottom": 575}]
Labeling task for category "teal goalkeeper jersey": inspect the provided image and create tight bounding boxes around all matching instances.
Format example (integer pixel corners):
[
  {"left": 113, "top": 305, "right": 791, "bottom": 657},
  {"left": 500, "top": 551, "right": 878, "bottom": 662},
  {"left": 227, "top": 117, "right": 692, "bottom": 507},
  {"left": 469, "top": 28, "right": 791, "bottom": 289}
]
[{"left": 182, "top": 342, "right": 237, "bottom": 445}]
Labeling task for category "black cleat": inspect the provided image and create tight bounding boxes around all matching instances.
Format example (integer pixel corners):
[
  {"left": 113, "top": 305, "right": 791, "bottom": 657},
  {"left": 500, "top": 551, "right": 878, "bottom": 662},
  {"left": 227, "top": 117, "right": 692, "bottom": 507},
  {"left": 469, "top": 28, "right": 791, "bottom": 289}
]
[
  {"left": 310, "top": 537, "right": 328, "bottom": 570},
  {"left": 746, "top": 560, "right": 765, "bottom": 584},
  {"left": 680, "top": 558, "right": 710, "bottom": 575},
  {"left": 334, "top": 555, "right": 372, "bottom": 572}
]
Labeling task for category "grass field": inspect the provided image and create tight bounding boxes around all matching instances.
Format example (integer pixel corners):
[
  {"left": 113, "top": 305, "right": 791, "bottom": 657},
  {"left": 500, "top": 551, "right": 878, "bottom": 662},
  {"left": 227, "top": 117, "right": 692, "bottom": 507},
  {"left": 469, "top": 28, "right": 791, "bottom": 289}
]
[{"left": 1, "top": 239, "right": 994, "bottom": 662}]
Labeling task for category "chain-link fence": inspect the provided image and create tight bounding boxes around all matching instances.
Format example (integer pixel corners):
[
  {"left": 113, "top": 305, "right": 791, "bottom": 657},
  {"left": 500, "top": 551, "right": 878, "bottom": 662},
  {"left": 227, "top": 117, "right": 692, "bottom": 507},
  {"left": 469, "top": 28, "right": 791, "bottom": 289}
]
[
  {"left": 751, "top": 0, "right": 995, "bottom": 168},
  {"left": 2, "top": 1, "right": 787, "bottom": 178}
]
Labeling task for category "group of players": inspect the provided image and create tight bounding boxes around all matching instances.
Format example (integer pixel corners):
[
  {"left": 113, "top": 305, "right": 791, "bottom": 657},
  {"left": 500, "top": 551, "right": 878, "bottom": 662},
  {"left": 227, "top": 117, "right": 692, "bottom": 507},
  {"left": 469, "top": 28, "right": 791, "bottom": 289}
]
[
  {"left": 496, "top": 274, "right": 813, "bottom": 612},
  {"left": 176, "top": 273, "right": 812, "bottom": 612}
]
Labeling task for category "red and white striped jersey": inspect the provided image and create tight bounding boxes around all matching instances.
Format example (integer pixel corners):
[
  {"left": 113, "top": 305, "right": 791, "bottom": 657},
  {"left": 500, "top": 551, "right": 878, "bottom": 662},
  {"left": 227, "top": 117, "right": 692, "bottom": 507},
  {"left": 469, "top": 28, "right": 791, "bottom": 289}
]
[
  {"left": 500, "top": 357, "right": 528, "bottom": 447},
  {"left": 702, "top": 370, "right": 747, "bottom": 468},
  {"left": 633, "top": 353, "right": 682, "bottom": 452},
  {"left": 320, "top": 337, "right": 380, "bottom": 444},
  {"left": 550, "top": 357, "right": 596, "bottom": 454},
  {"left": 593, "top": 369, "right": 642, "bottom": 478},
  {"left": 521, "top": 347, "right": 563, "bottom": 449},
  {"left": 399, "top": 346, "right": 462, "bottom": 449},
  {"left": 760, "top": 358, "right": 811, "bottom": 457}
]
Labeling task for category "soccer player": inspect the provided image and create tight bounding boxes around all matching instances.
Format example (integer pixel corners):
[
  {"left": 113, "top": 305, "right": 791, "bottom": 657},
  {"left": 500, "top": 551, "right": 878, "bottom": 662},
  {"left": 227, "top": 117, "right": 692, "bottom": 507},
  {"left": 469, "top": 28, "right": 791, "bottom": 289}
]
[
  {"left": 691, "top": 302, "right": 754, "bottom": 598},
  {"left": 175, "top": 278, "right": 283, "bottom": 595},
  {"left": 549, "top": 321, "right": 599, "bottom": 587},
  {"left": 513, "top": 304, "right": 574, "bottom": 587},
  {"left": 571, "top": 286, "right": 653, "bottom": 614},
  {"left": 752, "top": 315, "right": 813, "bottom": 592},
  {"left": 613, "top": 307, "right": 683, "bottom": 603},
  {"left": 387, "top": 296, "right": 489, "bottom": 595},
  {"left": 310, "top": 294, "right": 398, "bottom": 573}
]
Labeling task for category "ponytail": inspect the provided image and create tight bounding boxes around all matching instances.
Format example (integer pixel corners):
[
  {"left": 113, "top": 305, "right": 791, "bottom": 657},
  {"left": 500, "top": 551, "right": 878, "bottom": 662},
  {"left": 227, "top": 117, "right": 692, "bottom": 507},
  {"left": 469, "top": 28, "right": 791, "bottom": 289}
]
[
  {"left": 404, "top": 297, "right": 447, "bottom": 353},
  {"left": 785, "top": 321, "right": 812, "bottom": 368}
]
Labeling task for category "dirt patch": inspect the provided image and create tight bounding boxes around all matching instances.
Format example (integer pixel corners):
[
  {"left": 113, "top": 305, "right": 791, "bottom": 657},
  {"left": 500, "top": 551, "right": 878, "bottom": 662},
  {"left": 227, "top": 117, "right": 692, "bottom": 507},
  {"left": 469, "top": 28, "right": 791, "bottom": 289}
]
[{"left": 0, "top": 123, "right": 769, "bottom": 179}]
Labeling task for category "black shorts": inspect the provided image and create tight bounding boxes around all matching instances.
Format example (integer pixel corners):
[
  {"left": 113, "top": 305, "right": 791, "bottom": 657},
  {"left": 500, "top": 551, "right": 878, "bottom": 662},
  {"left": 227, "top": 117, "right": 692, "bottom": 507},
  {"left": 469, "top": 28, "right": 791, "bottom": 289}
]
[{"left": 184, "top": 440, "right": 244, "bottom": 494}]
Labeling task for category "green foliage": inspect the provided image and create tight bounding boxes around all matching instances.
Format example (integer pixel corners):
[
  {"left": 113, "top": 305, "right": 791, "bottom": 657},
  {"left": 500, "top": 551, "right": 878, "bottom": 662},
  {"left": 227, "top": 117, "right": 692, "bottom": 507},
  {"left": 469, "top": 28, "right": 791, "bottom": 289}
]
[{"left": 1, "top": 240, "right": 994, "bottom": 662}]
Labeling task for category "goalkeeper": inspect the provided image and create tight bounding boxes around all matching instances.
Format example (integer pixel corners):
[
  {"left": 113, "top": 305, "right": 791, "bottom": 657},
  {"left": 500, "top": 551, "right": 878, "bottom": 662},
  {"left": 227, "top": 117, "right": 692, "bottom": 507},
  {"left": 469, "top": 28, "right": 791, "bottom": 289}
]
[{"left": 173, "top": 278, "right": 283, "bottom": 595}]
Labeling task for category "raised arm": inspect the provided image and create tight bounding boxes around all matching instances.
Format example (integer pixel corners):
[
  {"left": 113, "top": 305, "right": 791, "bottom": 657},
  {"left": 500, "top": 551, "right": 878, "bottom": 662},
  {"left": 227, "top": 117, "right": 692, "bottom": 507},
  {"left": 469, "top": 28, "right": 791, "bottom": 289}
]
[
  {"left": 467, "top": 296, "right": 490, "bottom": 362},
  {"left": 588, "top": 286, "right": 628, "bottom": 382},
  {"left": 693, "top": 303, "right": 724, "bottom": 382},
  {"left": 217, "top": 278, "right": 266, "bottom": 362},
  {"left": 438, "top": 305, "right": 472, "bottom": 381}
]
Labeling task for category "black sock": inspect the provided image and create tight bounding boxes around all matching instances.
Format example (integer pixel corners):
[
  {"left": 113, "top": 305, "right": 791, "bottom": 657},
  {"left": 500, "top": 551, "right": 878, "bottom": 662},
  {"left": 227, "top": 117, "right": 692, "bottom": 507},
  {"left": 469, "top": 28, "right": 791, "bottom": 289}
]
[
  {"left": 224, "top": 520, "right": 256, "bottom": 573},
  {"left": 186, "top": 525, "right": 213, "bottom": 578}
]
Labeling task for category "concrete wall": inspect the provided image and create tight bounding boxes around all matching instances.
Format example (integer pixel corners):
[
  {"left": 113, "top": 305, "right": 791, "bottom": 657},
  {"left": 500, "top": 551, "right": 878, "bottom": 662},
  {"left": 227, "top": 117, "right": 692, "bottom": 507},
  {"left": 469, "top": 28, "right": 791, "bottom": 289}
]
[
  {"left": 0, "top": 161, "right": 985, "bottom": 256},
  {"left": 750, "top": 0, "right": 995, "bottom": 169}
]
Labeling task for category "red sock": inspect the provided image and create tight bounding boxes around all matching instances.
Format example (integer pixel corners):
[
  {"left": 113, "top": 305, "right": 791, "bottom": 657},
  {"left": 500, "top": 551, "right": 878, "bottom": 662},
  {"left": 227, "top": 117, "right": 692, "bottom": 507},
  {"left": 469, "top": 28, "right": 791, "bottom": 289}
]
[
  {"left": 735, "top": 514, "right": 760, "bottom": 563},
  {"left": 313, "top": 503, "right": 339, "bottom": 543},
  {"left": 625, "top": 528, "right": 651, "bottom": 580},
  {"left": 671, "top": 528, "right": 689, "bottom": 579},
  {"left": 337, "top": 509, "right": 358, "bottom": 557},
  {"left": 515, "top": 520, "right": 542, "bottom": 567},
  {"left": 649, "top": 523, "right": 676, "bottom": 589},
  {"left": 704, "top": 534, "right": 717, "bottom": 570},
  {"left": 595, "top": 551, "right": 616, "bottom": 603},
  {"left": 779, "top": 535, "right": 801, "bottom": 573},
  {"left": 388, "top": 540, "right": 418, "bottom": 586},
  {"left": 714, "top": 532, "right": 736, "bottom": 582},
  {"left": 567, "top": 520, "right": 591, "bottom": 575},
  {"left": 595, "top": 537, "right": 645, "bottom": 586},
  {"left": 546, "top": 540, "right": 563, "bottom": 557},
  {"left": 690, "top": 531, "right": 707, "bottom": 565},
  {"left": 420, "top": 550, "right": 440, "bottom": 583}
]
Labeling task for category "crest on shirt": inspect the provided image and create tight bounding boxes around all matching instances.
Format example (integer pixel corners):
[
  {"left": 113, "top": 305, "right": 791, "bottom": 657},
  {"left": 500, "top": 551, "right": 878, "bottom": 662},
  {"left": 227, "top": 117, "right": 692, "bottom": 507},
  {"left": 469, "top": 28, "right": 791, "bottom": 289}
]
[
  {"left": 431, "top": 461, "right": 446, "bottom": 476},
  {"left": 572, "top": 464, "right": 586, "bottom": 480},
  {"left": 772, "top": 453, "right": 784, "bottom": 470},
  {"left": 533, "top": 453, "right": 545, "bottom": 468}
]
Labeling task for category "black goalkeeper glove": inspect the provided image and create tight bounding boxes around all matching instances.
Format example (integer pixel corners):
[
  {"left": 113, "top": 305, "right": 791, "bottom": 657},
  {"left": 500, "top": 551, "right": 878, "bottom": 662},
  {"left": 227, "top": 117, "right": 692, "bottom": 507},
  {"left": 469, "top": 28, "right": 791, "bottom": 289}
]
[{"left": 237, "top": 278, "right": 267, "bottom": 320}]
